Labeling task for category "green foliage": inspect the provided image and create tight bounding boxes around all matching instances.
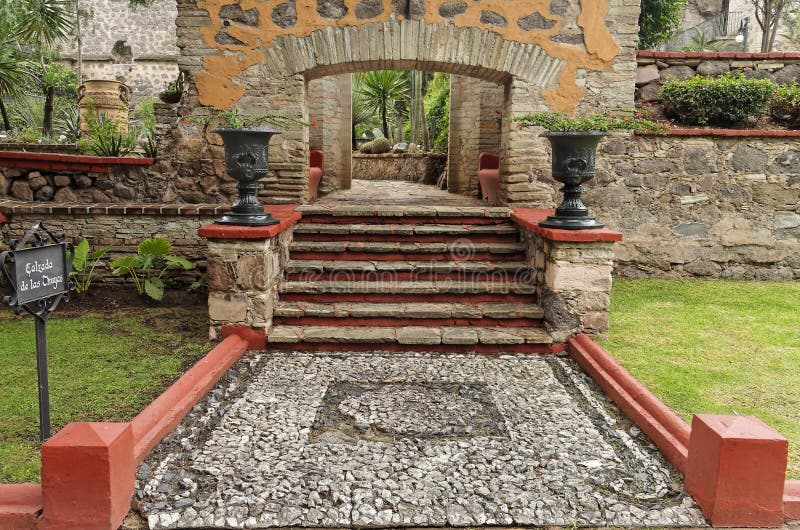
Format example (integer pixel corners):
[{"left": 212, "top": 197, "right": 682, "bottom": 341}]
[
  {"left": 680, "top": 29, "right": 737, "bottom": 52},
  {"left": 638, "top": 0, "right": 687, "bottom": 50},
  {"left": 77, "top": 113, "right": 140, "bottom": 156},
  {"left": 8, "top": 0, "right": 73, "bottom": 49},
  {"left": 142, "top": 133, "right": 158, "bottom": 158},
  {"left": 192, "top": 108, "right": 309, "bottom": 130},
  {"left": 68, "top": 238, "right": 113, "bottom": 294},
  {"left": 661, "top": 74, "right": 776, "bottom": 126},
  {"left": 371, "top": 136, "right": 392, "bottom": 154},
  {"left": 110, "top": 237, "right": 195, "bottom": 302},
  {"left": 515, "top": 110, "right": 667, "bottom": 133},
  {"left": 353, "top": 70, "right": 409, "bottom": 139},
  {"left": 360, "top": 140, "right": 374, "bottom": 153},
  {"left": 161, "top": 71, "right": 184, "bottom": 96},
  {"left": 57, "top": 104, "right": 79, "bottom": 142},
  {"left": 770, "top": 82, "right": 800, "bottom": 128},
  {"left": 424, "top": 72, "right": 450, "bottom": 153},
  {"left": 134, "top": 98, "right": 158, "bottom": 134}
]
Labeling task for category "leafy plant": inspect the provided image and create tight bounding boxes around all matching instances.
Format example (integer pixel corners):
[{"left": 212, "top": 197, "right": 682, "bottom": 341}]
[
  {"left": 515, "top": 110, "right": 667, "bottom": 133},
  {"left": 191, "top": 108, "right": 309, "bottom": 130},
  {"left": 680, "top": 29, "right": 737, "bottom": 52},
  {"left": 77, "top": 113, "right": 140, "bottom": 156},
  {"left": 188, "top": 272, "right": 208, "bottom": 293},
  {"left": 68, "top": 238, "right": 113, "bottom": 294},
  {"left": 58, "top": 105, "right": 80, "bottom": 142},
  {"left": 771, "top": 82, "right": 800, "bottom": 128},
  {"left": 638, "top": 0, "right": 687, "bottom": 49},
  {"left": 354, "top": 70, "right": 409, "bottom": 139},
  {"left": 109, "top": 237, "right": 194, "bottom": 301},
  {"left": 142, "top": 133, "right": 157, "bottom": 158},
  {"left": 424, "top": 72, "right": 450, "bottom": 153},
  {"left": 161, "top": 71, "right": 184, "bottom": 96},
  {"left": 134, "top": 97, "right": 159, "bottom": 135},
  {"left": 661, "top": 74, "right": 776, "bottom": 126}
]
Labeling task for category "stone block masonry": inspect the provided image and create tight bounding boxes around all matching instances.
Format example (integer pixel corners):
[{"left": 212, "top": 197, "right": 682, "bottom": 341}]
[{"left": 352, "top": 153, "right": 446, "bottom": 183}]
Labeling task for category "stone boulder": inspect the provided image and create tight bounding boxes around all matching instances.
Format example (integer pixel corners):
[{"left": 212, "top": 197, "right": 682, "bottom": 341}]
[
  {"left": 660, "top": 65, "right": 696, "bottom": 83},
  {"left": 636, "top": 65, "right": 659, "bottom": 86},
  {"left": 697, "top": 60, "right": 730, "bottom": 76}
]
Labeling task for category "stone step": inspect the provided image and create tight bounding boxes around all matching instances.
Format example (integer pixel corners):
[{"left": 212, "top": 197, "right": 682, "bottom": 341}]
[
  {"left": 267, "top": 325, "right": 553, "bottom": 346},
  {"left": 279, "top": 280, "right": 535, "bottom": 295},
  {"left": 298, "top": 204, "right": 512, "bottom": 218},
  {"left": 289, "top": 241, "right": 524, "bottom": 255},
  {"left": 274, "top": 301, "right": 544, "bottom": 319},
  {"left": 293, "top": 223, "right": 519, "bottom": 236},
  {"left": 285, "top": 259, "right": 528, "bottom": 275}
]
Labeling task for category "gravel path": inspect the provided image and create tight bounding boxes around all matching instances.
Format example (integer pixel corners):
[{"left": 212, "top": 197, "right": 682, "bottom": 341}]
[{"left": 136, "top": 352, "right": 707, "bottom": 529}]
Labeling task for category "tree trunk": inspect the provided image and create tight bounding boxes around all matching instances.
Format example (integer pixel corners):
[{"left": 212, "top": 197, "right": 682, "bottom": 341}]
[
  {"left": 43, "top": 86, "right": 55, "bottom": 137},
  {"left": 76, "top": 0, "right": 83, "bottom": 86},
  {"left": 0, "top": 98, "right": 11, "bottom": 131},
  {"left": 381, "top": 100, "right": 388, "bottom": 139}
]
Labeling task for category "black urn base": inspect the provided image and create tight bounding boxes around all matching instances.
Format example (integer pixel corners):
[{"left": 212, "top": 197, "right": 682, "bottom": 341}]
[
  {"left": 539, "top": 215, "right": 604, "bottom": 230},
  {"left": 215, "top": 212, "right": 280, "bottom": 226}
]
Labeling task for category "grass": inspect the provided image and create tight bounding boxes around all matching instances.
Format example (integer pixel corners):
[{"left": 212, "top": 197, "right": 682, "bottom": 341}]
[
  {"left": 0, "top": 306, "right": 212, "bottom": 483},
  {"left": 599, "top": 279, "right": 800, "bottom": 480}
]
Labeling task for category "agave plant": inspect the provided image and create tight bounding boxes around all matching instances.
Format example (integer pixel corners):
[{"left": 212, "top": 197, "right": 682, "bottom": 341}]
[{"left": 77, "top": 113, "right": 140, "bottom": 156}]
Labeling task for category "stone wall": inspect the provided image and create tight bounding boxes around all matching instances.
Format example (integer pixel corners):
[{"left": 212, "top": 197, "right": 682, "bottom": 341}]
[
  {"left": 587, "top": 132, "right": 800, "bottom": 280},
  {"left": 352, "top": 153, "right": 446, "bottom": 183},
  {"left": 0, "top": 203, "right": 213, "bottom": 284},
  {"left": 636, "top": 51, "right": 800, "bottom": 105},
  {"left": 0, "top": 166, "right": 152, "bottom": 203},
  {"left": 308, "top": 75, "right": 352, "bottom": 196},
  {"left": 60, "top": 0, "right": 179, "bottom": 102},
  {"left": 448, "top": 75, "right": 505, "bottom": 197},
  {"left": 173, "top": 0, "right": 639, "bottom": 206}
]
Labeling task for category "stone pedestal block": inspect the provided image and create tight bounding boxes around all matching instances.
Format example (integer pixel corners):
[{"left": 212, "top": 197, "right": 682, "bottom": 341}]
[
  {"left": 685, "top": 414, "right": 788, "bottom": 527},
  {"left": 39, "top": 422, "right": 135, "bottom": 530}
]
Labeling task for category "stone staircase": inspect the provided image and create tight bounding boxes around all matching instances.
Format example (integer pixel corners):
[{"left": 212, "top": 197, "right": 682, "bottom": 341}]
[{"left": 267, "top": 205, "right": 554, "bottom": 353}]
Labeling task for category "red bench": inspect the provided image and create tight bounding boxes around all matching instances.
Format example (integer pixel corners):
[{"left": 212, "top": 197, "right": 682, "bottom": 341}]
[
  {"left": 478, "top": 152, "right": 500, "bottom": 205},
  {"left": 309, "top": 150, "right": 323, "bottom": 203}
]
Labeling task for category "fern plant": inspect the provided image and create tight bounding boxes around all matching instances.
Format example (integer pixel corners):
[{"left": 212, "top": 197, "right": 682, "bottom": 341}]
[{"left": 109, "top": 237, "right": 194, "bottom": 301}]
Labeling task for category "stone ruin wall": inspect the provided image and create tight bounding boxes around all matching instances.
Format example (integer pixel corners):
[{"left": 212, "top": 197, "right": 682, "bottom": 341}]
[
  {"left": 60, "top": 0, "right": 179, "bottom": 102},
  {"left": 172, "top": 0, "right": 638, "bottom": 206}
]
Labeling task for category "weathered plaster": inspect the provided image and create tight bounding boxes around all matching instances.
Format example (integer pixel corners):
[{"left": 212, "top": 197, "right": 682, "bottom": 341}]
[{"left": 193, "top": 0, "right": 620, "bottom": 111}]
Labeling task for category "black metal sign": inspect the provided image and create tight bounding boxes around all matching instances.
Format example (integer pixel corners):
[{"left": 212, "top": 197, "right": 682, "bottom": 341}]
[{"left": 1, "top": 222, "right": 73, "bottom": 441}]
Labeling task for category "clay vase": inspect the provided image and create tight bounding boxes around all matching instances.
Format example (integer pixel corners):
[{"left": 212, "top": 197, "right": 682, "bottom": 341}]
[{"left": 77, "top": 80, "right": 131, "bottom": 134}]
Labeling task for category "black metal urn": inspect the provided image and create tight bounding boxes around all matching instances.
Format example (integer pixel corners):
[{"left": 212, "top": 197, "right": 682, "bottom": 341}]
[
  {"left": 213, "top": 127, "right": 282, "bottom": 226},
  {"left": 540, "top": 131, "right": 606, "bottom": 230}
]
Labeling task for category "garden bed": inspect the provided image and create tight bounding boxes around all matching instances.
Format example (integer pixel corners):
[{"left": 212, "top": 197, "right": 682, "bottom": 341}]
[{"left": 0, "top": 286, "right": 211, "bottom": 483}]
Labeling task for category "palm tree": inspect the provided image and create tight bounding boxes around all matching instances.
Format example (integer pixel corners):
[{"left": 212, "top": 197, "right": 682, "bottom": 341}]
[
  {"left": 354, "top": 70, "right": 409, "bottom": 139},
  {"left": 0, "top": 49, "right": 32, "bottom": 131},
  {"left": 11, "top": 0, "right": 73, "bottom": 50}
]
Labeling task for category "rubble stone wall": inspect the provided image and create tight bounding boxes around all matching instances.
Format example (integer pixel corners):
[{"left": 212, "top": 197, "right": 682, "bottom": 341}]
[
  {"left": 590, "top": 132, "right": 800, "bottom": 280},
  {"left": 352, "top": 153, "right": 446, "bottom": 183}
]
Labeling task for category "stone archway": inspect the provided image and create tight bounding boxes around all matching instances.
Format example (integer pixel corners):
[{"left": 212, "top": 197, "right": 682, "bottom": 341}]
[{"left": 174, "top": 0, "right": 637, "bottom": 206}]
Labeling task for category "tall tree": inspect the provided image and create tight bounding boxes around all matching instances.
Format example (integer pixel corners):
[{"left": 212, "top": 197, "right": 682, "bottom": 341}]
[
  {"left": 638, "top": 0, "right": 688, "bottom": 49},
  {"left": 354, "top": 70, "right": 409, "bottom": 139},
  {"left": 751, "top": 0, "right": 798, "bottom": 51}
]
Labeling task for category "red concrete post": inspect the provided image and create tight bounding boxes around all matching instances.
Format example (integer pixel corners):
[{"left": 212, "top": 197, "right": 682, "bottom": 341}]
[
  {"left": 685, "top": 414, "right": 788, "bottom": 527},
  {"left": 39, "top": 422, "right": 135, "bottom": 530}
]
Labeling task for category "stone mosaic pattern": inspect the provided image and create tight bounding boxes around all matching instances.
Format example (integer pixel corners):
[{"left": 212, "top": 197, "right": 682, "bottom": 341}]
[{"left": 137, "top": 352, "right": 707, "bottom": 529}]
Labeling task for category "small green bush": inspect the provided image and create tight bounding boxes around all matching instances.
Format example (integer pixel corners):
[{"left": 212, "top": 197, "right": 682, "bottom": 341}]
[
  {"left": 771, "top": 83, "right": 800, "bottom": 129},
  {"left": 661, "top": 74, "right": 776, "bottom": 126},
  {"left": 360, "top": 141, "right": 374, "bottom": 153},
  {"left": 371, "top": 137, "right": 392, "bottom": 154}
]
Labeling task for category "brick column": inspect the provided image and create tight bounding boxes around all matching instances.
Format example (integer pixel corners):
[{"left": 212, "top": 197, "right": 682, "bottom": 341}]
[
  {"left": 512, "top": 208, "right": 622, "bottom": 342},
  {"left": 198, "top": 205, "right": 300, "bottom": 348}
]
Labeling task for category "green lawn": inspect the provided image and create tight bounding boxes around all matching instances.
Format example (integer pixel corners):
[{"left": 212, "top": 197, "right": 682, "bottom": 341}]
[
  {"left": 599, "top": 279, "right": 800, "bottom": 479},
  {"left": 0, "top": 307, "right": 212, "bottom": 483}
]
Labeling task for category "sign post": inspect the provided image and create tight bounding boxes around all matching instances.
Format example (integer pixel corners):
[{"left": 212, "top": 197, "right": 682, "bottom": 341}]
[{"left": 1, "top": 222, "right": 73, "bottom": 441}]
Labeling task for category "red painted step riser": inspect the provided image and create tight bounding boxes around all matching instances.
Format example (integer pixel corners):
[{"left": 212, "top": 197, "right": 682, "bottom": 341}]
[
  {"left": 290, "top": 252, "right": 526, "bottom": 261},
  {"left": 301, "top": 216, "right": 509, "bottom": 226},
  {"left": 274, "top": 317, "right": 543, "bottom": 327},
  {"left": 269, "top": 342, "right": 561, "bottom": 354},
  {"left": 280, "top": 293, "right": 535, "bottom": 303},
  {"left": 293, "top": 233, "right": 519, "bottom": 243},
  {"left": 286, "top": 272, "right": 529, "bottom": 281}
]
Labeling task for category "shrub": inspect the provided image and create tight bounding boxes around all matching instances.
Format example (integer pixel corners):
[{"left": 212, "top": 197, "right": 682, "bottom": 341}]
[
  {"left": 371, "top": 137, "right": 392, "bottom": 154},
  {"left": 360, "top": 140, "right": 374, "bottom": 153},
  {"left": 661, "top": 74, "right": 776, "bottom": 126},
  {"left": 771, "top": 83, "right": 800, "bottom": 128},
  {"left": 77, "top": 114, "right": 140, "bottom": 156},
  {"left": 109, "top": 237, "right": 194, "bottom": 301},
  {"left": 515, "top": 110, "right": 666, "bottom": 133}
]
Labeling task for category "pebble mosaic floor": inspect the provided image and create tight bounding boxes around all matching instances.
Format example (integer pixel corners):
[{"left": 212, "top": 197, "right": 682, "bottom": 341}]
[{"left": 136, "top": 352, "right": 708, "bottom": 529}]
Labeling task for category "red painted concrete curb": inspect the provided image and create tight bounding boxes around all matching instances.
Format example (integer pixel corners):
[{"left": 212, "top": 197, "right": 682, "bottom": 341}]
[
  {"left": 0, "top": 484, "right": 42, "bottom": 529},
  {"left": 198, "top": 204, "right": 301, "bottom": 239},
  {"left": 637, "top": 50, "right": 800, "bottom": 59},
  {"left": 567, "top": 334, "right": 689, "bottom": 473},
  {"left": 638, "top": 128, "right": 800, "bottom": 138},
  {"left": 0, "top": 151, "right": 154, "bottom": 173},
  {"left": 130, "top": 334, "right": 248, "bottom": 464},
  {"left": 786, "top": 481, "right": 800, "bottom": 522},
  {"left": 221, "top": 325, "right": 266, "bottom": 349},
  {"left": 511, "top": 208, "right": 623, "bottom": 242}
]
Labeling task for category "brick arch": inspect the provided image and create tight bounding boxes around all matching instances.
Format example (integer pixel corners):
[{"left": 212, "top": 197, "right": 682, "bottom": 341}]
[{"left": 264, "top": 22, "right": 564, "bottom": 86}]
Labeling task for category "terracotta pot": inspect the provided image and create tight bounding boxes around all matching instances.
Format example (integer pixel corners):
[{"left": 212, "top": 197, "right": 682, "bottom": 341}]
[{"left": 77, "top": 80, "right": 131, "bottom": 134}]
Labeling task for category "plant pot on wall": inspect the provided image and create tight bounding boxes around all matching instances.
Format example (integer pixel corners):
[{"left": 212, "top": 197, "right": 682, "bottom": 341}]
[
  {"left": 539, "top": 131, "right": 606, "bottom": 230},
  {"left": 213, "top": 127, "right": 282, "bottom": 226},
  {"left": 77, "top": 80, "right": 131, "bottom": 134},
  {"left": 158, "top": 91, "right": 181, "bottom": 104}
]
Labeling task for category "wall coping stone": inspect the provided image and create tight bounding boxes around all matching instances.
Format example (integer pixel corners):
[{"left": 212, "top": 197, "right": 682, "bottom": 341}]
[
  {"left": 639, "top": 129, "right": 800, "bottom": 137},
  {"left": 512, "top": 208, "right": 623, "bottom": 243},
  {"left": 198, "top": 204, "right": 301, "bottom": 239},
  {"left": 637, "top": 51, "right": 800, "bottom": 60},
  {"left": 0, "top": 151, "right": 155, "bottom": 173},
  {"left": 352, "top": 153, "right": 448, "bottom": 159},
  {"left": 0, "top": 200, "right": 228, "bottom": 216}
]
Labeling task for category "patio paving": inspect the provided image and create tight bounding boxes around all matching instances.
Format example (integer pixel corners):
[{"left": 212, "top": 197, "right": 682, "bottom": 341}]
[
  {"left": 136, "top": 352, "right": 707, "bottom": 529},
  {"left": 319, "top": 181, "right": 483, "bottom": 207}
]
